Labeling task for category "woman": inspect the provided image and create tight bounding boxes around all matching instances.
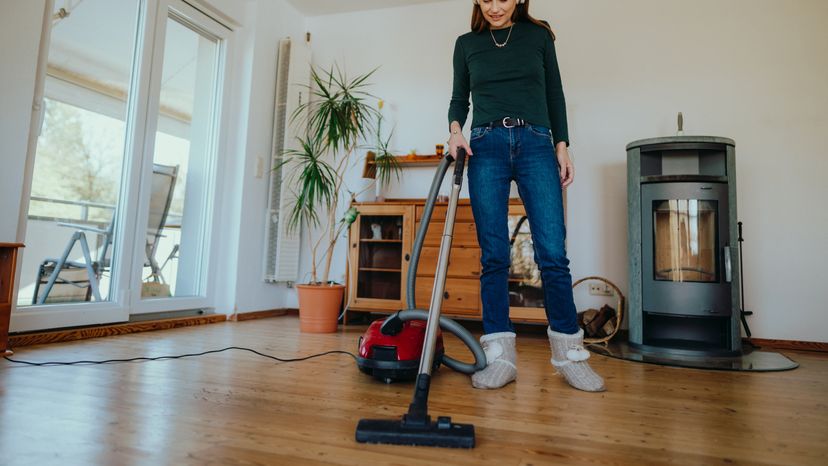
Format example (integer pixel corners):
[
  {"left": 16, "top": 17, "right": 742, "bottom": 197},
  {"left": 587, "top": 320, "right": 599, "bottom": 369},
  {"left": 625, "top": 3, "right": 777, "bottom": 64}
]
[{"left": 447, "top": 0, "right": 604, "bottom": 392}]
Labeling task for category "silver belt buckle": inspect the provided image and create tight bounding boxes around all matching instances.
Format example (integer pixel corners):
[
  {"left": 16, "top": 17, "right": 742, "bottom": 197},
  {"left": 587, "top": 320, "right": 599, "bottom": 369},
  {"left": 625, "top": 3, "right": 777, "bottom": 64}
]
[{"left": 502, "top": 117, "right": 515, "bottom": 129}]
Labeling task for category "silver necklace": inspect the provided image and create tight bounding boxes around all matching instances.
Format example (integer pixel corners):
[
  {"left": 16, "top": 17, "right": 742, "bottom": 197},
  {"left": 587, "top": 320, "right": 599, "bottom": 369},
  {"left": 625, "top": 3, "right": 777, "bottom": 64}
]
[{"left": 490, "top": 24, "right": 514, "bottom": 48}]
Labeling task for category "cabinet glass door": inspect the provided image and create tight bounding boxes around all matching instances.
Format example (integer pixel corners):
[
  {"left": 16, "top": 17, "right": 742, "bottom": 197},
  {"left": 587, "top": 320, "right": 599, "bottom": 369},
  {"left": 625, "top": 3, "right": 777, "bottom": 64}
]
[
  {"left": 356, "top": 214, "right": 405, "bottom": 301},
  {"left": 348, "top": 204, "right": 413, "bottom": 311},
  {"left": 507, "top": 213, "right": 544, "bottom": 309}
]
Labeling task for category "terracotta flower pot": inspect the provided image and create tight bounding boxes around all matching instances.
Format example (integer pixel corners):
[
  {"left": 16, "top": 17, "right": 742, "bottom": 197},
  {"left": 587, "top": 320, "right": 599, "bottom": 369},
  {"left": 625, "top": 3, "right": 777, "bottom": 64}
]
[{"left": 296, "top": 284, "right": 345, "bottom": 333}]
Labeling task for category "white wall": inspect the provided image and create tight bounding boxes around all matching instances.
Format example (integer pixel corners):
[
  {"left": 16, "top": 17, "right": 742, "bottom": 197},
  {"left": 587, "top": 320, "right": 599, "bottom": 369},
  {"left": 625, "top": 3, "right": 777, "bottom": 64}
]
[
  {"left": 217, "top": 0, "right": 308, "bottom": 313},
  {"left": 306, "top": 0, "right": 828, "bottom": 342},
  {"left": 0, "top": 1, "right": 45, "bottom": 241}
]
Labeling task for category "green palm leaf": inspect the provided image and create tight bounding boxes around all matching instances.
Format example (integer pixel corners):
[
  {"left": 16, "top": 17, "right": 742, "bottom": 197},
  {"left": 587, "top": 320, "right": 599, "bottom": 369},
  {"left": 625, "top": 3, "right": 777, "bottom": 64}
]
[{"left": 277, "top": 135, "right": 336, "bottom": 232}]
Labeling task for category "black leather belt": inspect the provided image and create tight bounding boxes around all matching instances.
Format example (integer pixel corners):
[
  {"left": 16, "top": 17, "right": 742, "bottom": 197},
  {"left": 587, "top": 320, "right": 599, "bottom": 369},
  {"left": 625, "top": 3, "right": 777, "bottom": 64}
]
[{"left": 488, "top": 117, "right": 527, "bottom": 129}]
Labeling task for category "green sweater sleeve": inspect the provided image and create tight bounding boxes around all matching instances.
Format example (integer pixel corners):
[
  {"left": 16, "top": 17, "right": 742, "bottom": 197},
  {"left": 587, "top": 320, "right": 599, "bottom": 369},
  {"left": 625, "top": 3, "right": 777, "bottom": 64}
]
[
  {"left": 448, "top": 37, "right": 470, "bottom": 129},
  {"left": 544, "top": 35, "right": 569, "bottom": 146}
]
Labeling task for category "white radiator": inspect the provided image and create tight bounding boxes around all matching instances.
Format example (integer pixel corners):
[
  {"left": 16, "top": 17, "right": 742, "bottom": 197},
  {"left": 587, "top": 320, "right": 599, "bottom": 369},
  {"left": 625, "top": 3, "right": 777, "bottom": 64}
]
[{"left": 263, "top": 38, "right": 311, "bottom": 283}]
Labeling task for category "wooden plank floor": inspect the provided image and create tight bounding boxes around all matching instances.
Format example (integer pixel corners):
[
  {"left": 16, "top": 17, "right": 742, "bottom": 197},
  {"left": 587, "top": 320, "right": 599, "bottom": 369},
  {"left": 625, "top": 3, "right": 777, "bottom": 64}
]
[{"left": 1, "top": 316, "right": 826, "bottom": 465}]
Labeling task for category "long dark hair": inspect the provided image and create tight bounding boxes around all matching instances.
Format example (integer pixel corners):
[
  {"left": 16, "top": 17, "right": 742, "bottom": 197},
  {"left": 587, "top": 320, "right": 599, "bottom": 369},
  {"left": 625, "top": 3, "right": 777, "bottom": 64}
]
[{"left": 471, "top": 0, "right": 556, "bottom": 40}]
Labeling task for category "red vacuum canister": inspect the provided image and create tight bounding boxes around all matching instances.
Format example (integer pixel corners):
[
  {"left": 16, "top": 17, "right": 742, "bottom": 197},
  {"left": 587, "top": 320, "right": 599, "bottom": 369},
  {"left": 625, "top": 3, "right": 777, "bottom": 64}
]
[{"left": 357, "top": 318, "right": 444, "bottom": 384}]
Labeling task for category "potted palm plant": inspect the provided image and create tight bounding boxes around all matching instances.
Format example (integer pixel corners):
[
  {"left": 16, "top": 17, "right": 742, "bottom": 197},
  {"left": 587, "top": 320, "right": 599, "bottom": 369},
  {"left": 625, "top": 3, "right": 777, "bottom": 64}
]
[{"left": 281, "top": 65, "right": 399, "bottom": 332}]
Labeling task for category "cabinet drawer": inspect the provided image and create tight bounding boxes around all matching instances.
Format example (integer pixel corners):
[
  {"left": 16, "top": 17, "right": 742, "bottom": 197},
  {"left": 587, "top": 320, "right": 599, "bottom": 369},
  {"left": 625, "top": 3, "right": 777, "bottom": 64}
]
[
  {"left": 508, "top": 204, "right": 526, "bottom": 216},
  {"left": 509, "top": 307, "right": 547, "bottom": 324},
  {"left": 415, "top": 278, "right": 480, "bottom": 315},
  {"left": 416, "top": 247, "right": 480, "bottom": 278},
  {"left": 416, "top": 222, "right": 478, "bottom": 247},
  {"left": 416, "top": 204, "right": 475, "bottom": 222}
]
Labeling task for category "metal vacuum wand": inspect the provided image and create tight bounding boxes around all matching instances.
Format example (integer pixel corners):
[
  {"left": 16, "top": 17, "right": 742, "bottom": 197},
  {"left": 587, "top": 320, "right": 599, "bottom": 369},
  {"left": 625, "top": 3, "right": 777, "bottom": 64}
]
[
  {"left": 417, "top": 158, "right": 464, "bottom": 378},
  {"left": 355, "top": 148, "right": 476, "bottom": 448},
  {"left": 404, "top": 147, "right": 467, "bottom": 426}
]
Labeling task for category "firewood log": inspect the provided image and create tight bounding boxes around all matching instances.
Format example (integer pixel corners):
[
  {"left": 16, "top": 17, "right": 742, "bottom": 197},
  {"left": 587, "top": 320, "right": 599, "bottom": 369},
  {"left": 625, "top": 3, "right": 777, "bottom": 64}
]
[
  {"left": 586, "top": 305, "right": 616, "bottom": 337},
  {"left": 578, "top": 309, "right": 598, "bottom": 334}
]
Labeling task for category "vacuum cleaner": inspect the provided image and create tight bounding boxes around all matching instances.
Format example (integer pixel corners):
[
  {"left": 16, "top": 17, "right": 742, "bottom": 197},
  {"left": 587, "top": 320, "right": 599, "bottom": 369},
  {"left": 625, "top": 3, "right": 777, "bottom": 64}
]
[
  {"left": 357, "top": 319, "right": 445, "bottom": 384},
  {"left": 355, "top": 147, "right": 486, "bottom": 448}
]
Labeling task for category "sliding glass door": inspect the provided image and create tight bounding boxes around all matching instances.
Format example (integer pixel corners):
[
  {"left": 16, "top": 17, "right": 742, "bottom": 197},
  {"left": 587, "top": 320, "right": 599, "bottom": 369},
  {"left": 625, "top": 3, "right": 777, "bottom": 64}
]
[
  {"left": 14, "top": 0, "right": 229, "bottom": 331},
  {"left": 132, "top": 1, "right": 225, "bottom": 314}
]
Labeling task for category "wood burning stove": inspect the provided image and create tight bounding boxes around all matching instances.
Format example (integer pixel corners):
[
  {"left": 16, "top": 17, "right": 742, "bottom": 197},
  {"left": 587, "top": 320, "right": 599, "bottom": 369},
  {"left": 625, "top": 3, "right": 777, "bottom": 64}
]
[{"left": 627, "top": 137, "right": 742, "bottom": 355}]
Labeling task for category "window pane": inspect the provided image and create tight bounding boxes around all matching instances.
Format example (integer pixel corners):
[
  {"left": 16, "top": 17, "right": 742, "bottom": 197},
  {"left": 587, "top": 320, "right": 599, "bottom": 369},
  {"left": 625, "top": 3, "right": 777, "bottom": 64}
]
[{"left": 142, "top": 14, "right": 219, "bottom": 299}]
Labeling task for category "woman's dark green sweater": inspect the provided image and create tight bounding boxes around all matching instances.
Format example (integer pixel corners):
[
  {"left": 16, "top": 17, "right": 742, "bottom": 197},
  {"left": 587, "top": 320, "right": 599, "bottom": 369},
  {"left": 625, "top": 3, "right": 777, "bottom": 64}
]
[{"left": 448, "top": 20, "right": 569, "bottom": 146}]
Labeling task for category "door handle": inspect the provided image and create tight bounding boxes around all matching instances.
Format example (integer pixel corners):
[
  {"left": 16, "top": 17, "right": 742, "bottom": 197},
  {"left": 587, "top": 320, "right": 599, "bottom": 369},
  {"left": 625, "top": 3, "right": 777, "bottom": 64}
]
[{"left": 724, "top": 245, "right": 732, "bottom": 283}]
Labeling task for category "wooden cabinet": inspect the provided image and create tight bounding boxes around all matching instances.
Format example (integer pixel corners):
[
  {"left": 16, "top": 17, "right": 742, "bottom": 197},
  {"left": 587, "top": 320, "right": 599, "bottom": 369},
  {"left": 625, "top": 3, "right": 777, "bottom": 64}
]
[
  {"left": 414, "top": 277, "right": 480, "bottom": 316},
  {"left": 1, "top": 243, "right": 24, "bottom": 355},
  {"left": 346, "top": 200, "right": 547, "bottom": 324},
  {"left": 415, "top": 246, "right": 480, "bottom": 278},
  {"left": 346, "top": 204, "right": 414, "bottom": 311}
]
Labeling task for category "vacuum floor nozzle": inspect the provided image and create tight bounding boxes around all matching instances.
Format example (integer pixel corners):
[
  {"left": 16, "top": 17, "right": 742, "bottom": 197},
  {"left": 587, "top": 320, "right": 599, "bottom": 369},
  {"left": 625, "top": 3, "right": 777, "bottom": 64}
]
[{"left": 355, "top": 416, "right": 475, "bottom": 448}]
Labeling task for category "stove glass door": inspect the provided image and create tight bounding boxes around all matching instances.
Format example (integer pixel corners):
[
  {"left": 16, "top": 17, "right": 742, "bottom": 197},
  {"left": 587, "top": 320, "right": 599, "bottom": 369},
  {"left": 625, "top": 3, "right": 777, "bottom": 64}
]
[{"left": 653, "top": 199, "right": 718, "bottom": 283}]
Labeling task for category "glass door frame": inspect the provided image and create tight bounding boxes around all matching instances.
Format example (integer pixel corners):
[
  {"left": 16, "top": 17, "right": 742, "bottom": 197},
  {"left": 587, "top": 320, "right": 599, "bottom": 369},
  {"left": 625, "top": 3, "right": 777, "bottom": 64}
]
[
  {"left": 13, "top": 0, "right": 156, "bottom": 332},
  {"left": 129, "top": 0, "right": 229, "bottom": 315},
  {"left": 12, "top": 0, "right": 232, "bottom": 331}
]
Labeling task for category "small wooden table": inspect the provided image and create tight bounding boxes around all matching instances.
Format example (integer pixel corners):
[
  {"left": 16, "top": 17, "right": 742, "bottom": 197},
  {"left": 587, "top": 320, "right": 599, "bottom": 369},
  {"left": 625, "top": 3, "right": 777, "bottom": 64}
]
[{"left": 1, "top": 243, "right": 24, "bottom": 356}]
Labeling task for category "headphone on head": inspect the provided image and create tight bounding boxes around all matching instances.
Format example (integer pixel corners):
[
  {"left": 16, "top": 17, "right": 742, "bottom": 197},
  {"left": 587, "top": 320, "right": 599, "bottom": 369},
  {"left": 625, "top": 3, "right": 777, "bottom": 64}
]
[{"left": 473, "top": 0, "right": 526, "bottom": 4}]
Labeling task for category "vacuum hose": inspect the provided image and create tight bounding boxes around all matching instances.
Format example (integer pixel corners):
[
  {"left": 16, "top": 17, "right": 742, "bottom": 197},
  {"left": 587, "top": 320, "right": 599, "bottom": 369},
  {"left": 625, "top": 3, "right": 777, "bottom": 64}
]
[
  {"left": 384, "top": 152, "right": 487, "bottom": 374},
  {"left": 386, "top": 309, "right": 486, "bottom": 374},
  {"left": 406, "top": 155, "right": 452, "bottom": 310}
]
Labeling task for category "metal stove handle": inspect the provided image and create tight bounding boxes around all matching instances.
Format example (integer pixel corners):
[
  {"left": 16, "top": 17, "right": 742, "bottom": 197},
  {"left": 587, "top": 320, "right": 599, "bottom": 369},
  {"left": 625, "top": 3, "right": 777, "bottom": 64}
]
[{"left": 724, "top": 245, "right": 732, "bottom": 283}]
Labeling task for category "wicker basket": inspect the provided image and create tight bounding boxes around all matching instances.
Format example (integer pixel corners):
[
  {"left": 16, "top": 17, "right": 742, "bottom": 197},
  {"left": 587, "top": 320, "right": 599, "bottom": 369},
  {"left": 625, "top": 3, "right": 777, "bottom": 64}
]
[{"left": 572, "top": 276, "right": 625, "bottom": 344}]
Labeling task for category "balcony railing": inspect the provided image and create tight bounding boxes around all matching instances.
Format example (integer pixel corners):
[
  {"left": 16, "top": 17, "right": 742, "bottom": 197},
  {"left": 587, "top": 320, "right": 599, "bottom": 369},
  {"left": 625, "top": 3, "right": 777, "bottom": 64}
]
[
  {"left": 28, "top": 196, "right": 182, "bottom": 227},
  {"left": 18, "top": 197, "right": 182, "bottom": 306},
  {"left": 28, "top": 196, "right": 115, "bottom": 224}
]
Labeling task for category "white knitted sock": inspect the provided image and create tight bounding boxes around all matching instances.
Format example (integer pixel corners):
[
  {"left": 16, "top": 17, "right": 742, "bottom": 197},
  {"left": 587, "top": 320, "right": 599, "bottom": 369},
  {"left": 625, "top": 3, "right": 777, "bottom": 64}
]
[
  {"left": 547, "top": 327, "right": 605, "bottom": 392},
  {"left": 471, "top": 332, "right": 517, "bottom": 389}
]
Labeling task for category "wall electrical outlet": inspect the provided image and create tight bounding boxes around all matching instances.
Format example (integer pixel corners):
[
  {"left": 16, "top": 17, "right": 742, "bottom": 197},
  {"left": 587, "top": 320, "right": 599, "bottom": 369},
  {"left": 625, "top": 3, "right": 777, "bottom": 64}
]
[{"left": 588, "top": 282, "right": 613, "bottom": 296}]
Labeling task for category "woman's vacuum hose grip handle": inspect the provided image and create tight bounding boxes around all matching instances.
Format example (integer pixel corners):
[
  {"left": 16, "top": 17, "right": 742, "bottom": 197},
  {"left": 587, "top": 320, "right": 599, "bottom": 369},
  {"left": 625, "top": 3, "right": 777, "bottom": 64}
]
[{"left": 454, "top": 147, "right": 467, "bottom": 186}]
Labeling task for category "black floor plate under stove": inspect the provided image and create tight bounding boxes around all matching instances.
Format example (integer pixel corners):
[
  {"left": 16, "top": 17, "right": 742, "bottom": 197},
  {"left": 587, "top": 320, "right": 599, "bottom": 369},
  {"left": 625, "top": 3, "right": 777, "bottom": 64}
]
[{"left": 589, "top": 339, "right": 799, "bottom": 372}]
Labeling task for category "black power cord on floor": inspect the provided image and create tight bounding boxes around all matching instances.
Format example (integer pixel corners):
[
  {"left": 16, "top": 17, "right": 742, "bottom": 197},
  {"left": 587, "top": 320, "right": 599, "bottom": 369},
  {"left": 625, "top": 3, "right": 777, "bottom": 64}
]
[{"left": 2, "top": 346, "right": 357, "bottom": 367}]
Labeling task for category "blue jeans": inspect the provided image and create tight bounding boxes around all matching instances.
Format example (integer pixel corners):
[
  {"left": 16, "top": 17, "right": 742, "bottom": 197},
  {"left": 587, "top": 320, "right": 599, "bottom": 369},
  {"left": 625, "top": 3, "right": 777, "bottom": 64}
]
[{"left": 468, "top": 124, "right": 579, "bottom": 335}]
